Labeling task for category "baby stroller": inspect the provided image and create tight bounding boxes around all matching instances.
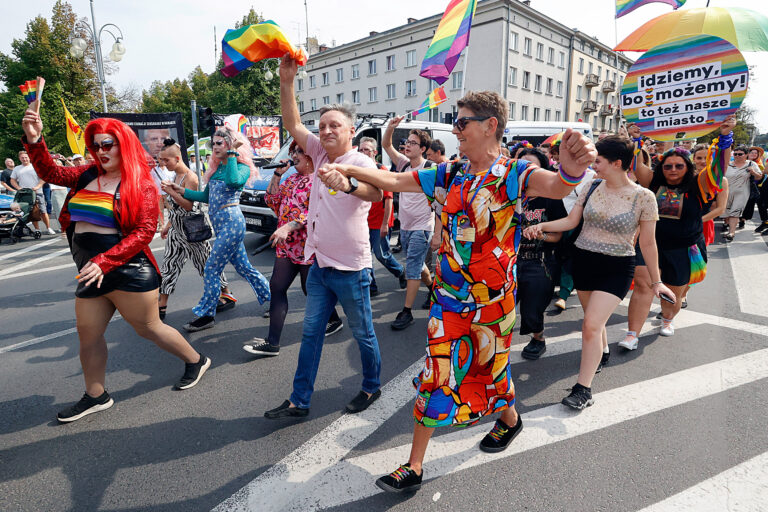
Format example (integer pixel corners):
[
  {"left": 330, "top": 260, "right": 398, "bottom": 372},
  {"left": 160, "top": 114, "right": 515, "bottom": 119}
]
[{"left": 0, "top": 189, "right": 42, "bottom": 244}]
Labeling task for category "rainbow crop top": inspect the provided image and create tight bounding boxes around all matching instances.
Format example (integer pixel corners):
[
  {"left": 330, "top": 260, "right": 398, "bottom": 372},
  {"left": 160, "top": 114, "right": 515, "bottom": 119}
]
[{"left": 68, "top": 189, "right": 117, "bottom": 228}]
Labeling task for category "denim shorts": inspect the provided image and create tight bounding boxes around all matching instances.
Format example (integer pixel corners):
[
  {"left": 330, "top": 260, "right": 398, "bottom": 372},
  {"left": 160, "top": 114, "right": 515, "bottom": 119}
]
[{"left": 400, "top": 229, "right": 431, "bottom": 280}]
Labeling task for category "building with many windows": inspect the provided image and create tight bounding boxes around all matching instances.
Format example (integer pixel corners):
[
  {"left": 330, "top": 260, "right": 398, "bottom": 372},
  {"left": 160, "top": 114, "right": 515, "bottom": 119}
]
[{"left": 296, "top": 0, "right": 632, "bottom": 134}]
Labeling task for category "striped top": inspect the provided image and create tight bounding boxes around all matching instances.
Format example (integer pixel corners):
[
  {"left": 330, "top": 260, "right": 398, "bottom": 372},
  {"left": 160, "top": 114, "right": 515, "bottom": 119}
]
[{"left": 68, "top": 189, "right": 117, "bottom": 228}]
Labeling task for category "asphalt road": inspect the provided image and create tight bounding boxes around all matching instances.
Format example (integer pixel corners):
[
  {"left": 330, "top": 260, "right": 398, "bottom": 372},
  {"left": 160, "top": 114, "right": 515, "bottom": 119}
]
[{"left": 1, "top": 222, "right": 767, "bottom": 512}]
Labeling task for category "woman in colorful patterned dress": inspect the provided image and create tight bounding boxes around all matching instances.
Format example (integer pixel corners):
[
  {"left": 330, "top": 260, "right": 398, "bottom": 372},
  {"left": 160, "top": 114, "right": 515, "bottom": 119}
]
[
  {"left": 242, "top": 141, "right": 341, "bottom": 356},
  {"left": 318, "top": 91, "right": 597, "bottom": 493}
]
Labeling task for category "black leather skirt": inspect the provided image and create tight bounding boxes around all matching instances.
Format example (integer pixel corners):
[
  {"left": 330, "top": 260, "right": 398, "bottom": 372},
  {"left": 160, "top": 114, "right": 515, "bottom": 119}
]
[{"left": 71, "top": 232, "right": 159, "bottom": 298}]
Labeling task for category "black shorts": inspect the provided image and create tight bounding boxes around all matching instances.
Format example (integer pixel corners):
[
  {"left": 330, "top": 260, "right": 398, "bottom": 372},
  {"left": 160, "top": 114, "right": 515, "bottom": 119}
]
[
  {"left": 572, "top": 247, "right": 636, "bottom": 299},
  {"left": 658, "top": 236, "right": 707, "bottom": 287},
  {"left": 71, "top": 232, "right": 159, "bottom": 298}
]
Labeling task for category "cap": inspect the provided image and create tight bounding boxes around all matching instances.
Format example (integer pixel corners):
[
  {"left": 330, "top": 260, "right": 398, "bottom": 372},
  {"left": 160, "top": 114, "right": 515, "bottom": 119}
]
[{"left": 72, "top": 154, "right": 83, "bottom": 160}]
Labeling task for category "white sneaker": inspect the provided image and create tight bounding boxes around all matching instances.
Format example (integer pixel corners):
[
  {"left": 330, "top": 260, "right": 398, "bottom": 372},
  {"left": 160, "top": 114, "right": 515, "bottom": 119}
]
[
  {"left": 47, "top": 227, "right": 56, "bottom": 235},
  {"left": 618, "top": 335, "right": 639, "bottom": 350},
  {"left": 660, "top": 322, "right": 675, "bottom": 337}
]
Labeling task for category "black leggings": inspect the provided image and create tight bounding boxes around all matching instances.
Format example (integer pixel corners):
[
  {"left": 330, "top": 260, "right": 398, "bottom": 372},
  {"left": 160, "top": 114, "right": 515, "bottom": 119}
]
[{"left": 267, "top": 257, "right": 341, "bottom": 345}]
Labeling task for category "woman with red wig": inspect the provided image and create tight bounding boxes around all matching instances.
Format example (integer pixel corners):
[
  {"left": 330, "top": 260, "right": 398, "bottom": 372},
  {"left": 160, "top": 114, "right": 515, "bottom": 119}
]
[{"left": 21, "top": 108, "right": 211, "bottom": 423}]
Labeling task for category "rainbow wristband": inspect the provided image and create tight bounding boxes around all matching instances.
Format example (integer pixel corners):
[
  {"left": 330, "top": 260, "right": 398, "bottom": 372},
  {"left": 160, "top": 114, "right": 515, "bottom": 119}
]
[{"left": 558, "top": 164, "right": 586, "bottom": 186}]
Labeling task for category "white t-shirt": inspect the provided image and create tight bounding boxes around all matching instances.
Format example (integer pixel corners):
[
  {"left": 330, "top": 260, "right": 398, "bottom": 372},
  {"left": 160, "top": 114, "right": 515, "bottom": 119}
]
[
  {"left": 150, "top": 166, "right": 173, "bottom": 196},
  {"left": 397, "top": 158, "right": 434, "bottom": 231},
  {"left": 11, "top": 164, "right": 41, "bottom": 189}
]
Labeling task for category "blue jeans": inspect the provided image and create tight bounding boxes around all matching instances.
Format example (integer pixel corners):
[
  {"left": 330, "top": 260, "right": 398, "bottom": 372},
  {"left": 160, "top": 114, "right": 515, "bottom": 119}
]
[
  {"left": 368, "top": 228, "right": 403, "bottom": 292},
  {"left": 290, "top": 263, "right": 381, "bottom": 408}
]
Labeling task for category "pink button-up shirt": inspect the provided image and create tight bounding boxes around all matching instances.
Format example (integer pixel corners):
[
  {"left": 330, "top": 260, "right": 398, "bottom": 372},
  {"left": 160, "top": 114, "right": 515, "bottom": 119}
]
[{"left": 304, "top": 133, "right": 375, "bottom": 271}]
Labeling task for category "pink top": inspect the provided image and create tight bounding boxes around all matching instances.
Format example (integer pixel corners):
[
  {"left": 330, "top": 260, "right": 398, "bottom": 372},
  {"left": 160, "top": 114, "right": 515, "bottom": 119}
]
[
  {"left": 265, "top": 172, "right": 313, "bottom": 265},
  {"left": 304, "top": 133, "right": 374, "bottom": 271}
]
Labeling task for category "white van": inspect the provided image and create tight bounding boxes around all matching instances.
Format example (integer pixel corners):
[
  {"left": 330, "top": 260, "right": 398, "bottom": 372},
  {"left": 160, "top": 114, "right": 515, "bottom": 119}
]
[
  {"left": 502, "top": 121, "right": 593, "bottom": 146},
  {"left": 240, "top": 115, "right": 457, "bottom": 234}
]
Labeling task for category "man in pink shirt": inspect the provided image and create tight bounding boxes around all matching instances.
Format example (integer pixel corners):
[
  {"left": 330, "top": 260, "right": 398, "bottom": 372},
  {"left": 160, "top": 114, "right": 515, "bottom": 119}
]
[{"left": 265, "top": 53, "right": 385, "bottom": 419}]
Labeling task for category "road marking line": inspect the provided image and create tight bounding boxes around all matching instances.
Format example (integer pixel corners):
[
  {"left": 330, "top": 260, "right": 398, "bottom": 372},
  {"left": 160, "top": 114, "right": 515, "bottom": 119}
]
[
  {"left": 727, "top": 219, "right": 768, "bottom": 320},
  {"left": 5, "top": 263, "right": 74, "bottom": 279},
  {"left": 637, "top": 451, "right": 768, "bottom": 512},
  {"left": 0, "top": 236, "right": 62, "bottom": 262},
  {"left": 0, "top": 316, "right": 122, "bottom": 355},
  {"left": 0, "top": 247, "right": 71, "bottom": 277}
]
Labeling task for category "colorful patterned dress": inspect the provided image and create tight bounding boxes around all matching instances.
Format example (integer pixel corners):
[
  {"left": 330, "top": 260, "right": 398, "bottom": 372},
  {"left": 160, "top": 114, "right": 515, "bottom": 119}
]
[
  {"left": 411, "top": 156, "right": 536, "bottom": 427},
  {"left": 265, "top": 172, "right": 313, "bottom": 264}
]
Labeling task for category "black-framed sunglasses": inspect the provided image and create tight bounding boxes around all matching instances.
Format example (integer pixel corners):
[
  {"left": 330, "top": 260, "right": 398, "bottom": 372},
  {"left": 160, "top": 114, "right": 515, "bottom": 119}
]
[
  {"left": 662, "top": 163, "right": 686, "bottom": 171},
  {"left": 92, "top": 140, "right": 118, "bottom": 151},
  {"left": 733, "top": 152, "right": 745, "bottom": 156},
  {"left": 452, "top": 116, "right": 491, "bottom": 132}
]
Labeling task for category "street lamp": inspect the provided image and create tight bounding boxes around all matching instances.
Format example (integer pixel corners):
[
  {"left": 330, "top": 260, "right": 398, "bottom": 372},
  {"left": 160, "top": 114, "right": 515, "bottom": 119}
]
[{"left": 68, "top": 0, "right": 125, "bottom": 112}]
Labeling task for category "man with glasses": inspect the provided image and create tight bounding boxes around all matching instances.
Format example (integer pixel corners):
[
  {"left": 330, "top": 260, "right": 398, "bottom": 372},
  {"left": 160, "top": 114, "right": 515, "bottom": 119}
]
[
  {"left": 381, "top": 116, "right": 435, "bottom": 330},
  {"left": 359, "top": 137, "right": 406, "bottom": 296}
]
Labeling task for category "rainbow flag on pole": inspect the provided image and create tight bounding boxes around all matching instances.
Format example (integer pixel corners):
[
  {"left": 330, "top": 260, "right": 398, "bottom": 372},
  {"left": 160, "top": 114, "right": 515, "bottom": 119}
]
[
  {"left": 616, "top": 0, "right": 685, "bottom": 19},
  {"left": 419, "top": 0, "right": 477, "bottom": 85},
  {"left": 220, "top": 20, "right": 307, "bottom": 78},
  {"left": 18, "top": 80, "right": 38, "bottom": 104},
  {"left": 409, "top": 87, "right": 448, "bottom": 117}
]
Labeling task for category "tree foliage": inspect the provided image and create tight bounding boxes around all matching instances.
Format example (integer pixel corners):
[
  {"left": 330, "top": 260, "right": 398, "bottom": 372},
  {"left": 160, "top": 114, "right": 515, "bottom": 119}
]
[{"left": 699, "top": 104, "right": 757, "bottom": 146}]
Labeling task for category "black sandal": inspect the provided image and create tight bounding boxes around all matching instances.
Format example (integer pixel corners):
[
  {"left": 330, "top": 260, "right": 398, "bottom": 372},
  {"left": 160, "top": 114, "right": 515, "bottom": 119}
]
[{"left": 159, "top": 306, "right": 167, "bottom": 320}]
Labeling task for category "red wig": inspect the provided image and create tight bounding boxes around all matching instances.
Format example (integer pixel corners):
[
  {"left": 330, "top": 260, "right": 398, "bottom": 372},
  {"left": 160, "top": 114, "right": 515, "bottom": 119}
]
[{"left": 83, "top": 118, "right": 153, "bottom": 227}]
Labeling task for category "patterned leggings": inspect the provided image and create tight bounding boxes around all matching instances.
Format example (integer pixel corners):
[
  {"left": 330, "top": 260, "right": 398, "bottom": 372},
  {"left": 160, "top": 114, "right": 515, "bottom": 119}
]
[
  {"left": 192, "top": 206, "right": 270, "bottom": 317},
  {"left": 159, "top": 225, "right": 227, "bottom": 295}
]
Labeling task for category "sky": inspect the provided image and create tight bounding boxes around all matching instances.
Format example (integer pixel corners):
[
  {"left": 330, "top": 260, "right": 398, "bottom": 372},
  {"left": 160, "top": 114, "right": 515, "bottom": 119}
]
[{"left": 2, "top": 0, "right": 767, "bottom": 130}]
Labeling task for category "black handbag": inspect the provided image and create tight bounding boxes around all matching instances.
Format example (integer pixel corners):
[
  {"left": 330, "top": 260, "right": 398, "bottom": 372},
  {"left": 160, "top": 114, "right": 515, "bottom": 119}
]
[{"left": 182, "top": 212, "right": 212, "bottom": 243}]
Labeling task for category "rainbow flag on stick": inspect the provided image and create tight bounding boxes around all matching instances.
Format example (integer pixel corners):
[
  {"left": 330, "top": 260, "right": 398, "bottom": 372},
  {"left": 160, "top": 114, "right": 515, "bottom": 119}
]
[
  {"left": 409, "top": 87, "right": 448, "bottom": 118},
  {"left": 419, "top": 0, "right": 477, "bottom": 85},
  {"left": 19, "top": 80, "right": 38, "bottom": 104},
  {"left": 616, "top": 0, "right": 685, "bottom": 19},
  {"left": 220, "top": 20, "right": 307, "bottom": 78}
]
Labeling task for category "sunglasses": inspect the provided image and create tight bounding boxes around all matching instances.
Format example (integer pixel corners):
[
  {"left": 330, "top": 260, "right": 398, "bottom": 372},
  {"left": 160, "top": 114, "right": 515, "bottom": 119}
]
[
  {"left": 662, "top": 163, "right": 686, "bottom": 171},
  {"left": 212, "top": 140, "right": 227, "bottom": 146},
  {"left": 733, "top": 152, "right": 745, "bottom": 156},
  {"left": 291, "top": 148, "right": 305, "bottom": 156},
  {"left": 452, "top": 116, "right": 490, "bottom": 132},
  {"left": 92, "top": 140, "right": 118, "bottom": 152}
]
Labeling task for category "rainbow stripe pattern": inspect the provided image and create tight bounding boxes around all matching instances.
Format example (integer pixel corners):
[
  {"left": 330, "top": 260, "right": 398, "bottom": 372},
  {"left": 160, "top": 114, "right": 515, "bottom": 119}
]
[
  {"left": 688, "top": 243, "right": 707, "bottom": 285},
  {"left": 419, "top": 0, "right": 477, "bottom": 85},
  {"left": 18, "top": 80, "right": 38, "bottom": 104},
  {"left": 221, "top": 20, "right": 307, "bottom": 78},
  {"left": 68, "top": 189, "right": 117, "bottom": 228},
  {"left": 616, "top": 0, "right": 685, "bottom": 19},
  {"left": 410, "top": 87, "right": 448, "bottom": 117},
  {"left": 620, "top": 35, "right": 748, "bottom": 141}
]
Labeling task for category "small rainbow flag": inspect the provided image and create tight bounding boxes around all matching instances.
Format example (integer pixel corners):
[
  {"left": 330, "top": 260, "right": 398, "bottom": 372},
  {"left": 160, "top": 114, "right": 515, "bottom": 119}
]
[
  {"left": 220, "top": 20, "right": 307, "bottom": 78},
  {"left": 409, "top": 87, "right": 448, "bottom": 118},
  {"left": 420, "top": 0, "right": 477, "bottom": 85},
  {"left": 616, "top": 0, "right": 685, "bottom": 19},
  {"left": 18, "top": 80, "right": 38, "bottom": 104}
]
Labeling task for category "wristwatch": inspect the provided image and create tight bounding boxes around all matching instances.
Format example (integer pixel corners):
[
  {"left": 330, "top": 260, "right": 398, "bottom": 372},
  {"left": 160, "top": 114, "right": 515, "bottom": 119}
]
[{"left": 344, "top": 176, "right": 359, "bottom": 194}]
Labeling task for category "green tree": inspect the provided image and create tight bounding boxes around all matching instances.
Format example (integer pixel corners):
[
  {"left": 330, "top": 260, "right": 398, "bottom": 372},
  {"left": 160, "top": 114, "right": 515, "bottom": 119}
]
[{"left": 699, "top": 104, "right": 756, "bottom": 146}]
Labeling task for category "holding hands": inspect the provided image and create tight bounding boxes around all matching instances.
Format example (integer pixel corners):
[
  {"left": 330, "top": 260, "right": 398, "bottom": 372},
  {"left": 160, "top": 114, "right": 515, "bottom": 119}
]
[
  {"left": 162, "top": 180, "right": 185, "bottom": 196},
  {"left": 317, "top": 163, "right": 351, "bottom": 193}
]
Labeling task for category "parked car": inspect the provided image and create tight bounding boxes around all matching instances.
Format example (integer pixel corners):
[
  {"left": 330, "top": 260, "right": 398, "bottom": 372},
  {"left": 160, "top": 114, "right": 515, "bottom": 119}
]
[{"left": 502, "top": 121, "right": 594, "bottom": 146}]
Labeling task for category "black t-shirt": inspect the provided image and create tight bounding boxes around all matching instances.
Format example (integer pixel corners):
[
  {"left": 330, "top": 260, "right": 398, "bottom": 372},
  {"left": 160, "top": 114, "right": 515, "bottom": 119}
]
[
  {"left": 654, "top": 185, "right": 710, "bottom": 249},
  {"left": 1, "top": 168, "right": 14, "bottom": 189},
  {"left": 519, "top": 196, "right": 567, "bottom": 256}
]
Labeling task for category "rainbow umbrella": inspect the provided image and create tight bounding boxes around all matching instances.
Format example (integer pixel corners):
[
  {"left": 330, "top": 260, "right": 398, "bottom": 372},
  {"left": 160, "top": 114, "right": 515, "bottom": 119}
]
[
  {"left": 542, "top": 132, "right": 565, "bottom": 146},
  {"left": 615, "top": 7, "right": 768, "bottom": 52}
]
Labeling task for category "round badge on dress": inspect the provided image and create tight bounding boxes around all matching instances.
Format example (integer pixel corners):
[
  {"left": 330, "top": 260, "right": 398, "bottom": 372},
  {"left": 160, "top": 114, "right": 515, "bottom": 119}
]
[{"left": 491, "top": 164, "right": 505, "bottom": 177}]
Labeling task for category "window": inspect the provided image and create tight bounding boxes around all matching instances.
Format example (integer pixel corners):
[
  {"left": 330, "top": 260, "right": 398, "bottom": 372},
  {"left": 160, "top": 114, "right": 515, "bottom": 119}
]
[
  {"left": 522, "top": 71, "right": 530, "bottom": 89},
  {"left": 576, "top": 85, "right": 583, "bottom": 100},
  {"left": 336, "top": 93, "right": 344, "bottom": 103},
  {"left": 536, "top": 42, "right": 544, "bottom": 60},
  {"left": 547, "top": 47, "right": 554, "bottom": 65},
  {"left": 606, "top": 69, "right": 611, "bottom": 80},
  {"left": 510, "top": 31, "right": 519, "bottom": 51},
  {"left": 546, "top": 78, "right": 553, "bottom": 95},
  {"left": 386, "top": 83, "right": 396, "bottom": 99},
  {"left": 406, "top": 50, "right": 416, "bottom": 67},
  {"left": 405, "top": 79, "right": 416, "bottom": 96},
  {"left": 336, "top": 68, "right": 344, "bottom": 82},
  {"left": 533, "top": 107, "right": 540, "bottom": 121},
  {"left": 578, "top": 58, "right": 584, "bottom": 74},
  {"left": 524, "top": 37, "right": 532, "bottom": 56},
  {"left": 321, "top": 72, "right": 329, "bottom": 86},
  {"left": 508, "top": 101, "right": 516, "bottom": 120},
  {"left": 386, "top": 55, "right": 395, "bottom": 71},
  {"left": 588, "top": 62, "right": 593, "bottom": 74},
  {"left": 297, "top": 78, "right": 304, "bottom": 91},
  {"left": 351, "top": 64, "right": 360, "bottom": 79},
  {"left": 309, "top": 75, "right": 317, "bottom": 88},
  {"left": 509, "top": 66, "right": 518, "bottom": 86},
  {"left": 521, "top": 105, "right": 529, "bottom": 121},
  {"left": 368, "top": 59, "right": 377, "bottom": 75},
  {"left": 555, "top": 110, "right": 561, "bottom": 121},
  {"left": 597, "top": 65, "right": 602, "bottom": 77},
  {"left": 545, "top": 109, "right": 551, "bottom": 121},
  {"left": 368, "top": 87, "right": 377, "bottom": 102},
  {"left": 559, "top": 51, "right": 565, "bottom": 68},
  {"left": 298, "top": 101, "right": 304, "bottom": 113},
  {"left": 322, "top": 95, "right": 330, "bottom": 105},
  {"left": 557, "top": 80, "right": 563, "bottom": 97},
  {"left": 310, "top": 98, "right": 317, "bottom": 110},
  {"left": 534, "top": 74, "right": 542, "bottom": 92},
  {"left": 451, "top": 71, "right": 463, "bottom": 90},
  {"left": 352, "top": 90, "right": 360, "bottom": 104}
]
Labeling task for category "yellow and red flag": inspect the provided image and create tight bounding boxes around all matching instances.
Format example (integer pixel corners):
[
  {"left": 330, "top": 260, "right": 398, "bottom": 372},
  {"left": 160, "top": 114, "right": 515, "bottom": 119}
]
[{"left": 61, "top": 98, "right": 85, "bottom": 155}]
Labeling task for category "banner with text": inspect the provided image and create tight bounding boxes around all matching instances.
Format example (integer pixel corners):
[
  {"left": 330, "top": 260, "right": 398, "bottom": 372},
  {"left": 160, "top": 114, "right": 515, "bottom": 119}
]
[
  {"left": 90, "top": 111, "right": 188, "bottom": 165},
  {"left": 212, "top": 113, "right": 282, "bottom": 160},
  {"left": 620, "top": 35, "right": 748, "bottom": 141}
]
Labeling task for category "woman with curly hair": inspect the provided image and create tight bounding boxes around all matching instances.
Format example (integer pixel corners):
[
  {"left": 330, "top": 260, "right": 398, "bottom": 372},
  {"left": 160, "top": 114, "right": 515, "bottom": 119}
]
[{"left": 21, "top": 108, "right": 211, "bottom": 423}]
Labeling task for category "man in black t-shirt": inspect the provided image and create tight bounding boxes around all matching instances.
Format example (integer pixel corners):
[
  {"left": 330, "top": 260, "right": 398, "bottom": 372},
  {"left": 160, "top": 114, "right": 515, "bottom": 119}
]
[{"left": 1, "top": 158, "right": 17, "bottom": 194}]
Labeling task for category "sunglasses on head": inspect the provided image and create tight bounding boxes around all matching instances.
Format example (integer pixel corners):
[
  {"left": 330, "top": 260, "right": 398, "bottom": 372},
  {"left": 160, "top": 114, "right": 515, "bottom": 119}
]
[
  {"left": 662, "top": 163, "right": 686, "bottom": 171},
  {"left": 92, "top": 140, "right": 118, "bottom": 151},
  {"left": 452, "top": 116, "right": 490, "bottom": 132}
]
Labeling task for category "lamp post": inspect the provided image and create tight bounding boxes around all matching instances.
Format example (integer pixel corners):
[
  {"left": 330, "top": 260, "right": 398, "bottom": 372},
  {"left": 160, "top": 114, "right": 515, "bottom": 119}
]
[{"left": 69, "top": 0, "right": 125, "bottom": 112}]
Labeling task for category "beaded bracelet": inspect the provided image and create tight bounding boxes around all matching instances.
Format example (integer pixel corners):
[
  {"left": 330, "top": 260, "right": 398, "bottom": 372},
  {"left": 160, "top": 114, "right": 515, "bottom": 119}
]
[
  {"left": 558, "top": 164, "right": 586, "bottom": 186},
  {"left": 717, "top": 132, "right": 733, "bottom": 149}
]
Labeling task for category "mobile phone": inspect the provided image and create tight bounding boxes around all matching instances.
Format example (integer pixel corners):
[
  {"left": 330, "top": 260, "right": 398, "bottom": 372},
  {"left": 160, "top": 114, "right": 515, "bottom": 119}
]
[{"left": 659, "top": 292, "right": 675, "bottom": 304}]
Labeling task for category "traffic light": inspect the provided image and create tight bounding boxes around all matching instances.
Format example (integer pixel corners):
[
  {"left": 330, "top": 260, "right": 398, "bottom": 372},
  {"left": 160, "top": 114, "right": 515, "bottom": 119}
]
[{"left": 198, "top": 106, "right": 215, "bottom": 135}]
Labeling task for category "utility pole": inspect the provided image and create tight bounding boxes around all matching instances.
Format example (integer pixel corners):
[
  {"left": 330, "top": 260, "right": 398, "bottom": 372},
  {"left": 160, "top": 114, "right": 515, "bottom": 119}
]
[{"left": 214, "top": 26, "right": 218, "bottom": 67}]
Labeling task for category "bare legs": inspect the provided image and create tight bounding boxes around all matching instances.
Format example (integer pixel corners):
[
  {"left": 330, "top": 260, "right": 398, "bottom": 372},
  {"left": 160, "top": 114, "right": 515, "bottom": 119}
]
[
  {"left": 626, "top": 265, "right": 654, "bottom": 337},
  {"left": 576, "top": 290, "right": 621, "bottom": 388},
  {"left": 404, "top": 264, "right": 432, "bottom": 309}
]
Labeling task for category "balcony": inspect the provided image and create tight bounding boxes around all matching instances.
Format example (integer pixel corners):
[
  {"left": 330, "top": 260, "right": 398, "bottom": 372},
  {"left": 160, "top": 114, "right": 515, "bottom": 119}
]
[
  {"left": 582, "top": 100, "right": 598, "bottom": 113},
  {"left": 599, "top": 104, "right": 614, "bottom": 116},
  {"left": 602, "top": 80, "right": 615, "bottom": 92},
  {"left": 585, "top": 74, "right": 600, "bottom": 87}
]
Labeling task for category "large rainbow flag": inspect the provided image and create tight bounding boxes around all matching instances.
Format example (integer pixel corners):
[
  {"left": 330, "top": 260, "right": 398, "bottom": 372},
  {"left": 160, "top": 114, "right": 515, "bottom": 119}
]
[
  {"left": 616, "top": 0, "right": 685, "bottom": 19},
  {"left": 419, "top": 0, "right": 477, "bottom": 85},
  {"left": 409, "top": 87, "right": 448, "bottom": 117},
  {"left": 220, "top": 20, "right": 307, "bottom": 78}
]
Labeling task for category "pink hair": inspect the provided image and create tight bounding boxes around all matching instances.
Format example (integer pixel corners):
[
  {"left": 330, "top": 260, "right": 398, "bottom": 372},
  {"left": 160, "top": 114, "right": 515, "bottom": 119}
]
[{"left": 204, "top": 127, "right": 259, "bottom": 184}]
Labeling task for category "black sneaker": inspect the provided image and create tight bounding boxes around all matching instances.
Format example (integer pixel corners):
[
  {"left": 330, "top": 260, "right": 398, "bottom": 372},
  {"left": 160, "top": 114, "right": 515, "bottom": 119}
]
[
  {"left": 562, "top": 383, "right": 594, "bottom": 410},
  {"left": 325, "top": 318, "right": 343, "bottom": 337},
  {"left": 521, "top": 339, "right": 546, "bottom": 360},
  {"left": 375, "top": 464, "right": 423, "bottom": 493},
  {"left": 398, "top": 272, "right": 407, "bottom": 289},
  {"left": 57, "top": 391, "right": 114, "bottom": 423},
  {"left": 370, "top": 287, "right": 379, "bottom": 297},
  {"left": 754, "top": 221, "right": 768, "bottom": 233},
  {"left": 346, "top": 389, "right": 381, "bottom": 413},
  {"left": 595, "top": 351, "right": 610, "bottom": 374},
  {"left": 174, "top": 354, "right": 211, "bottom": 390},
  {"left": 243, "top": 338, "right": 279, "bottom": 356},
  {"left": 738, "top": 219, "right": 745, "bottom": 229},
  {"left": 183, "top": 315, "right": 215, "bottom": 332},
  {"left": 479, "top": 415, "right": 524, "bottom": 453},
  {"left": 264, "top": 399, "right": 309, "bottom": 419},
  {"left": 391, "top": 309, "right": 414, "bottom": 330}
]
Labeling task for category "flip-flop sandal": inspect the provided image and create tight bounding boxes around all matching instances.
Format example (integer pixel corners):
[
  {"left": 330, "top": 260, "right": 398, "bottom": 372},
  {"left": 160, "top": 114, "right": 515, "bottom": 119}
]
[{"left": 216, "top": 294, "right": 237, "bottom": 313}]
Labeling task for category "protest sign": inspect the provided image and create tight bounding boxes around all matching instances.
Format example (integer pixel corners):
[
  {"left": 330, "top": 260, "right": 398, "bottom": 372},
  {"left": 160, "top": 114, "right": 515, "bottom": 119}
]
[
  {"left": 90, "top": 111, "right": 188, "bottom": 165},
  {"left": 211, "top": 113, "right": 283, "bottom": 161},
  {"left": 620, "top": 35, "right": 748, "bottom": 141}
]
